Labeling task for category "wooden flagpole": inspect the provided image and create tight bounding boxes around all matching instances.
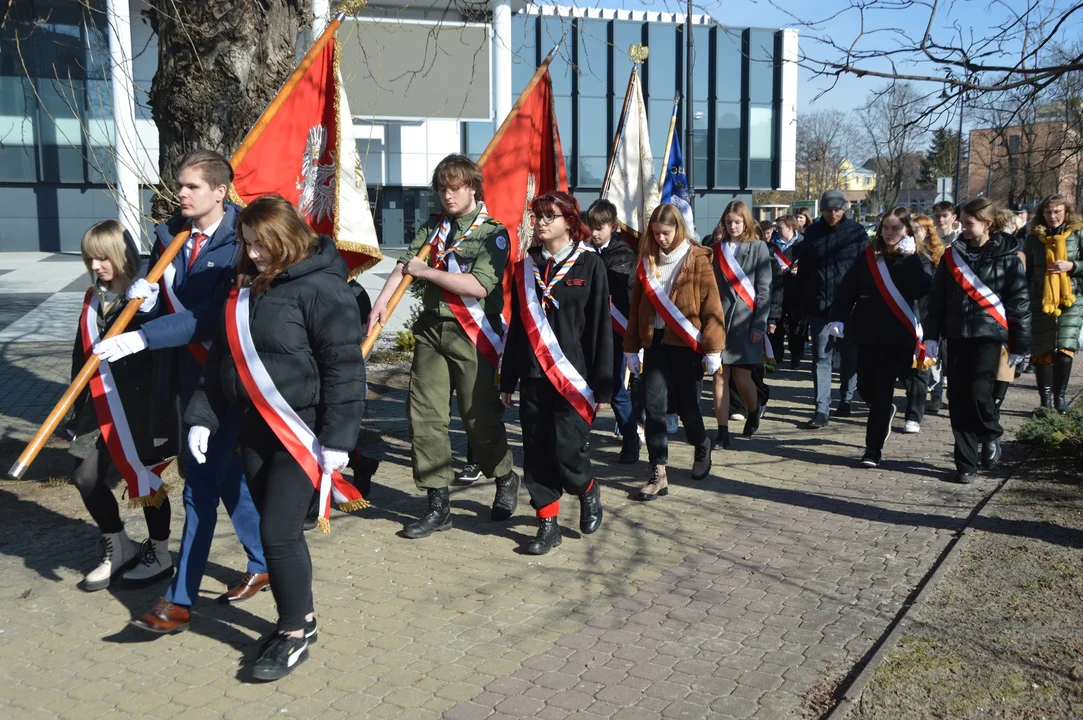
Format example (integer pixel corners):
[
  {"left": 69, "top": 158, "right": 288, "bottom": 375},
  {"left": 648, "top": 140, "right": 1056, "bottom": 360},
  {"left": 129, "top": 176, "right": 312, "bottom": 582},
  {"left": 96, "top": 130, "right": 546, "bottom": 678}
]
[
  {"left": 658, "top": 96, "right": 679, "bottom": 194},
  {"left": 359, "top": 47, "right": 559, "bottom": 359},
  {"left": 8, "top": 14, "right": 349, "bottom": 480}
]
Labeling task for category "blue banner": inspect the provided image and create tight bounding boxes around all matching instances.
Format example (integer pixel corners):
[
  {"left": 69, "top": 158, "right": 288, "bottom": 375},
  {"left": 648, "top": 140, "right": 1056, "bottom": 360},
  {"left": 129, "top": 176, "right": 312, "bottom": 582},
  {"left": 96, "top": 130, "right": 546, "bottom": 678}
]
[{"left": 660, "top": 131, "right": 697, "bottom": 239}]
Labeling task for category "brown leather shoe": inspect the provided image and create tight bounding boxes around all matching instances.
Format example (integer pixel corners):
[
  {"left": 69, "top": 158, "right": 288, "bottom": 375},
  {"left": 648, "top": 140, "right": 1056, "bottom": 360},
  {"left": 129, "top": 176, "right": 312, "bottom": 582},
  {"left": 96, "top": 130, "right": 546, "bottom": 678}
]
[
  {"left": 129, "top": 598, "right": 190, "bottom": 634},
  {"left": 217, "top": 572, "right": 270, "bottom": 604}
]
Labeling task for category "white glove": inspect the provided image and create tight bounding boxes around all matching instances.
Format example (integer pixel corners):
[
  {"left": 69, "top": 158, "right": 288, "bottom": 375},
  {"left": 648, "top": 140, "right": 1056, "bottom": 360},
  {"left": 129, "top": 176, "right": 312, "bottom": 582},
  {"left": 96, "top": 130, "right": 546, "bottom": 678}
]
[
  {"left": 898, "top": 236, "right": 917, "bottom": 255},
  {"left": 703, "top": 352, "right": 722, "bottom": 375},
  {"left": 1008, "top": 353, "right": 1026, "bottom": 367},
  {"left": 624, "top": 352, "right": 642, "bottom": 376},
  {"left": 320, "top": 448, "right": 350, "bottom": 473},
  {"left": 187, "top": 426, "right": 210, "bottom": 465},
  {"left": 127, "top": 279, "right": 159, "bottom": 313},
  {"left": 827, "top": 322, "right": 845, "bottom": 338},
  {"left": 925, "top": 340, "right": 939, "bottom": 360},
  {"left": 93, "top": 330, "right": 148, "bottom": 362}
]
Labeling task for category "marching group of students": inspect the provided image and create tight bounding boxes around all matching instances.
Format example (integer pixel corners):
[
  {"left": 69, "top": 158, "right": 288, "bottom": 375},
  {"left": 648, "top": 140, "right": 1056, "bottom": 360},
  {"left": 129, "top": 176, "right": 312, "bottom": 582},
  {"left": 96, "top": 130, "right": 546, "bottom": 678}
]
[{"left": 65, "top": 148, "right": 1080, "bottom": 681}]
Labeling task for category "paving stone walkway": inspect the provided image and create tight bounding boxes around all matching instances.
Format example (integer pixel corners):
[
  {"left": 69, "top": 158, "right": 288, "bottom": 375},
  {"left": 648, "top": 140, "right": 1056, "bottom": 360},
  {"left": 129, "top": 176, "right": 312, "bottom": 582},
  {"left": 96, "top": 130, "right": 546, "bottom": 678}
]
[{"left": 0, "top": 331, "right": 1046, "bottom": 719}]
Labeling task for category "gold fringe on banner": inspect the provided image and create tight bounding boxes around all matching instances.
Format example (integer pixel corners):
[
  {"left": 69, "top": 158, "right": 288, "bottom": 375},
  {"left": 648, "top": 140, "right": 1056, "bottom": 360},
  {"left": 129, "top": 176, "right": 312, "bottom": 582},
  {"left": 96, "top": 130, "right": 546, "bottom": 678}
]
[
  {"left": 128, "top": 481, "right": 170, "bottom": 509},
  {"left": 338, "top": 497, "right": 371, "bottom": 512}
]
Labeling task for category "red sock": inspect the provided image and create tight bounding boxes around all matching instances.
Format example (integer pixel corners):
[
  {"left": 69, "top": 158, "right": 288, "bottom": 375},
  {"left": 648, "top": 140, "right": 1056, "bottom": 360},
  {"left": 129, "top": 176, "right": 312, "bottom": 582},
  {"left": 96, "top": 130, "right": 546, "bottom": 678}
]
[{"left": 536, "top": 501, "right": 559, "bottom": 519}]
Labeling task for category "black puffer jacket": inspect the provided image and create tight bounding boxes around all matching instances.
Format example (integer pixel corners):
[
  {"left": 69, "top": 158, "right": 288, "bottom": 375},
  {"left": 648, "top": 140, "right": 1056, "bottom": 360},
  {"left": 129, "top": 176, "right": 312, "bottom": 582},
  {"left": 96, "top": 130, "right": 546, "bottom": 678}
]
[
  {"left": 799, "top": 217, "right": 869, "bottom": 316},
  {"left": 829, "top": 248, "right": 933, "bottom": 346},
  {"left": 768, "top": 234, "right": 803, "bottom": 324},
  {"left": 596, "top": 234, "right": 637, "bottom": 320},
  {"left": 924, "top": 233, "right": 1032, "bottom": 355},
  {"left": 185, "top": 235, "right": 365, "bottom": 452}
]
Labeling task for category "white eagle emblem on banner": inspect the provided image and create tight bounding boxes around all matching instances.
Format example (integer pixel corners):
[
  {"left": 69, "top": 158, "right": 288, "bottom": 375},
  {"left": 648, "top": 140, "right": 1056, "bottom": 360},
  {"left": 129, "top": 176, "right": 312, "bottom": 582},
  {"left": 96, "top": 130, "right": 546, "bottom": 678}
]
[{"left": 296, "top": 125, "right": 336, "bottom": 224}]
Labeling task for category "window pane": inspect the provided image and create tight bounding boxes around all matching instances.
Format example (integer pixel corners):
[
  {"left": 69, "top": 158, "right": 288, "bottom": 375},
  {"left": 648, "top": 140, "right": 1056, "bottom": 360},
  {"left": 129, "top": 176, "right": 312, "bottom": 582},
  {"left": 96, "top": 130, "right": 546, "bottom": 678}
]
[
  {"left": 748, "top": 30, "right": 776, "bottom": 104},
  {"left": 554, "top": 95, "right": 572, "bottom": 175},
  {"left": 463, "top": 121, "right": 493, "bottom": 160},
  {"left": 715, "top": 101, "right": 741, "bottom": 159},
  {"left": 749, "top": 104, "right": 774, "bottom": 160},
  {"left": 716, "top": 159, "right": 739, "bottom": 188},
  {"left": 691, "top": 26, "right": 709, "bottom": 93},
  {"left": 647, "top": 24, "right": 676, "bottom": 97},
  {"left": 0, "top": 76, "right": 37, "bottom": 181},
  {"left": 716, "top": 29, "right": 742, "bottom": 103},
  {"left": 692, "top": 100, "right": 708, "bottom": 188},
  {"left": 649, "top": 98, "right": 675, "bottom": 172},
  {"left": 36, "top": 79, "right": 82, "bottom": 148},
  {"left": 512, "top": 15, "right": 535, "bottom": 94},
  {"left": 749, "top": 160, "right": 772, "bottom": 188},
  {"left": 578, "top": 155, "right": 606, "bottom": 188},
  {"left": 612, "top": 21, "right": 643, "bottom": 84},
  {"left": 539, "top": 17, "right": 573, "bottom": 95},
  {"left": 578, "top": 96, "right": 607, "bottom": 159},
  {"left": 577, "top": 19, "right": 607, "bottom": 98}
]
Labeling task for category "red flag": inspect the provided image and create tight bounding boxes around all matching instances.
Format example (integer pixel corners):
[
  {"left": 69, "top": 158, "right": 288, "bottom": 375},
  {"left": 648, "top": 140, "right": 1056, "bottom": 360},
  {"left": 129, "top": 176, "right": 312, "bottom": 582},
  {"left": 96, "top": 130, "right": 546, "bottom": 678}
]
[
  {"left": 231, "top": 41, "right": 382, "bottom": 277},
  {"left": 480, "top": 69, "right": 568, "bottom": 324}
]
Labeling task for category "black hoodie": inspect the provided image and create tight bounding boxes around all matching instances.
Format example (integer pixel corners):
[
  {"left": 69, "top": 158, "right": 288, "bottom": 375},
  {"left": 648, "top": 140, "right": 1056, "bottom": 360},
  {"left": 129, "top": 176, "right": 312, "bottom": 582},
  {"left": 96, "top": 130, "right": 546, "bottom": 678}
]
[{"left": 185, "top": 235, "right": 365, "bottom": 452}]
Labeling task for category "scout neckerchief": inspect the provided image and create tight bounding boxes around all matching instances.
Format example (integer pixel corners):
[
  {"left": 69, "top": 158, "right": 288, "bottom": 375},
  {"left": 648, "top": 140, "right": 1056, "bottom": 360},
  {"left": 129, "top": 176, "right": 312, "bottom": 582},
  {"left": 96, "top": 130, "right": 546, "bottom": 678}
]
[
  {"left": 81, "top": 288, "right": 170, "bottom": 507},
  {"left": 425, "top": 203, "right": 506, "bottom": 369},
  {"left": 637, "top": 255, "right": 704, "bottom": 354},
  {"left": 518, "top": 254, "right": 597, "bottom": 424},
  {"left": 159, "top": 236, "right": 211, "bottom": 364},
  {"left": 865, "top": 246, "right": 927, "bottom": 365},
  {"left": 944, "top": 246, "right": 1009, "bottom": 330},
  {"left": 771, "top": 242, "right": 797, "bottom": 272},
  {"left": 224, "top": 287, "right": 368, "bottom": 533},
  {"left": 713, "top": 241, "right": 757, "bottom": 311},
  {"left": 532, "top": 243, "right": 585, "bottom": 310}
]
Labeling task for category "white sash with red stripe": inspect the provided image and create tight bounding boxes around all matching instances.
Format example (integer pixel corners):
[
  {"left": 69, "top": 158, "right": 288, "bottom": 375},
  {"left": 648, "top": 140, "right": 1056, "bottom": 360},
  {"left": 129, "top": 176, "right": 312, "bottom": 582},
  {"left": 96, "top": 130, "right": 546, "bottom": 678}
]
[
  {"left": 518, "top": 256, "right": 597, "bottom": 424},
  {"left": 944, "top": 247, "right": 1009, "bottom": 329},
  {"left": 610, "top": 302, "right": 627, "bottom": 338},
  {"left": 225, "top": 287, "right": 367, "bottom": 532},
  {"left": 81, "top": 289, "right": 170, "bottom": 506},
  {"left": 160, "top": 261, "right": 211, "bottom": 364},
  {"left": 637, "top": 257, "right": 704, "bottom": 354},
  {"left": 865, "top": 247, "right": 926, "bottom": 363},
  {"left": 442, "top": 254, "right": 506, "bottom": 369},
  {"left": 714, "top": 242, "right": 756, "bottom": 311},
  {"left": 771, "top": 244, "right": 796, "bottom": 272}
]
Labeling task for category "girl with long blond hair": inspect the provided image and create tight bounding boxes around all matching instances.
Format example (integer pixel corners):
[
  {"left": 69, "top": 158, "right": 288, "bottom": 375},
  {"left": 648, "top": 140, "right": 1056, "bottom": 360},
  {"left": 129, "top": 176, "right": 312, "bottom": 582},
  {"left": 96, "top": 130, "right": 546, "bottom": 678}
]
[
  {"left": 185, "top": 195, "right": 365, "bottom": 680},
  {"left": 67, "top": 220, "right": 174, "bottom": 592},
  {"left": 623, "top": 203, "right": 725, "bottom": 501}
]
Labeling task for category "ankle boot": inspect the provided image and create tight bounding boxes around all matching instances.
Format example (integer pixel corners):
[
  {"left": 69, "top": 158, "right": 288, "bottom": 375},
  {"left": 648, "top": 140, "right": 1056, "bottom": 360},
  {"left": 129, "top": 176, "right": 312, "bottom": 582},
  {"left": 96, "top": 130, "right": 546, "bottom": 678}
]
[
  {"left": 526, "top": 516, "right": 562, "bottom": 555},
  {"left": 1053, "top": 352, "right": 1073, "bottom": 414},
  {"left": 636, "top": 464, "right": 668, "bottom": 501},
  {"left": 491, "top": 470, "right": 520, "bottom": 521},
  {"left": 618, "top": 432, "right": 641, "bottom": 464},
  {"left": 404, "top": 487, "right": 452, "bottom": 538},
  {"left": 1035, "top": 364, "right": 1054, "bottom": 410},
  {"left": 712, "top": 427, "right": 731, "bottom": 450},
  {"left": 578, "top": 480, "right": 603, "bottom": 535},
  {"left": 123, "top": 538, "right": 174, "bottom": 586},
  {"left": 84, "top": 530, "right": 139, "bottom": 592}
]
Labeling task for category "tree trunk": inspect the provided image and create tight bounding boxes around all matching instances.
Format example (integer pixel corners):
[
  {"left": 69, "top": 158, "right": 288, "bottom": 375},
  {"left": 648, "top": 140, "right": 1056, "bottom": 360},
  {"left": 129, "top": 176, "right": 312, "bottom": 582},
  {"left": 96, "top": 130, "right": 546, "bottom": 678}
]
[{"left": 146, "top": 1, "right": 311, "bottom": 220}]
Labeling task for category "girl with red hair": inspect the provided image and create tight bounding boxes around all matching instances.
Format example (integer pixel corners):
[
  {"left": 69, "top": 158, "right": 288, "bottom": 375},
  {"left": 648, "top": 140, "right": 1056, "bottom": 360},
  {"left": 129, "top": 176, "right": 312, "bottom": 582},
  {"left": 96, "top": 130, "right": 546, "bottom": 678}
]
[{"left": 500, "top": 192, "right": 614, "bottom": 555}]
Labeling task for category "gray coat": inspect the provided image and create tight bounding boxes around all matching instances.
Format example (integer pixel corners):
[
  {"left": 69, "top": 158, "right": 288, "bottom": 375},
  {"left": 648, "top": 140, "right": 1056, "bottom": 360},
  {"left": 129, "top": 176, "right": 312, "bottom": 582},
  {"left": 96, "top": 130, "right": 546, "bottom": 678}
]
[{"left": 708, "top": 239, "right": 773, "bottom": 365}]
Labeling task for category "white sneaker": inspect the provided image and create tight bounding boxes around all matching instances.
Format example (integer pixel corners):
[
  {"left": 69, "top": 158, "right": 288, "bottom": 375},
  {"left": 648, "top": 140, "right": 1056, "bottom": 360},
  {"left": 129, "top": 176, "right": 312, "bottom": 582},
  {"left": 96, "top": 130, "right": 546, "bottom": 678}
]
[
  {"left": 83, "top": 530, "right": 139, "bottom": 592},
  {"left": 665, "top": 414, "right": 679, "bottom": 434},
  {"left": 122, "top": 539, "right": 174, "bottom": 587},
  {"left": 730, "top": 412, "right": 746, "bottom": 422},
  {"left": 903, "top": 420, "right": 921, "bottom": 434}
]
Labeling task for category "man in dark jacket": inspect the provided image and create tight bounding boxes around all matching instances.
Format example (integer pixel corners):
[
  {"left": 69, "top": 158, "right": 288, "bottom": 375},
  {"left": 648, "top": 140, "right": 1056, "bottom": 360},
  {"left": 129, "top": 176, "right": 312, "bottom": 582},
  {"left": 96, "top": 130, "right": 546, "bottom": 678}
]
[
  {"left": 94, "top": 149, "right": 268, "bottom": 634},
  {"left": 586, "top": 199, "right": 640, "bottom": 462},
  {"left": 799, "top": 189, "right": 868, "bottom": 428}
]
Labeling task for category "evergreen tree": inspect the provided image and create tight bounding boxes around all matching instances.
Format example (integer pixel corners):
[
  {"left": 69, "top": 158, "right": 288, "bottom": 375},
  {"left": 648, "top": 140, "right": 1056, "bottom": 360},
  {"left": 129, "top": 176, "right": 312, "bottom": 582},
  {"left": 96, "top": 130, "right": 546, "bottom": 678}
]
[{"left": 918, "top": 128, "right": 961, "bottom": 189}]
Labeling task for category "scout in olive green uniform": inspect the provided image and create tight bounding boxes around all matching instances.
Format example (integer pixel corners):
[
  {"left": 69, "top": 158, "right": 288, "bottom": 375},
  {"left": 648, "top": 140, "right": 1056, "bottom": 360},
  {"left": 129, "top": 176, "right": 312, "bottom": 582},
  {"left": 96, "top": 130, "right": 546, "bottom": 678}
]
[{"left": 369, "top": 154, "right": 520, "bottom": 538}]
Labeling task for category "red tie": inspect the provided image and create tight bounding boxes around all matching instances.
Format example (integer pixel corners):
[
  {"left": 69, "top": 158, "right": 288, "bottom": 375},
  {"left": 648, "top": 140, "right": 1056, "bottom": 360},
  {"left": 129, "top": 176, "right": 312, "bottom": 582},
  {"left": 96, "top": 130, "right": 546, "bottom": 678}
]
[{"left": 188, "top": 231, "right": 207, "bottom": 270}]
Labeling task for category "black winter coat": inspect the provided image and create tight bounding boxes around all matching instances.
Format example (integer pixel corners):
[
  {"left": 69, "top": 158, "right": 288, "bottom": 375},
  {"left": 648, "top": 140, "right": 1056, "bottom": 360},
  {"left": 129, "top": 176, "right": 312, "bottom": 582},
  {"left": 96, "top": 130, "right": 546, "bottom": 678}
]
[
  {"left": 767, "top": 234, "right": 803, "bottom": 324},
  {"left": 185, "top": 235, "right": 365, "bottom": 453},
  {"left": 596, "top": 234, "right": 636, "bottom": 319},
  {"left": 500, "top": 242, "right": 614, "bottom": 403},
  {"left": 829, "top": 248, "right": 933, "bottom": 346},
  {"left": 799, "top": 217, "right": 869, "bottom": 316},
  {"left": 924, "top": 233, "right": 1032, "bottom": 355}
]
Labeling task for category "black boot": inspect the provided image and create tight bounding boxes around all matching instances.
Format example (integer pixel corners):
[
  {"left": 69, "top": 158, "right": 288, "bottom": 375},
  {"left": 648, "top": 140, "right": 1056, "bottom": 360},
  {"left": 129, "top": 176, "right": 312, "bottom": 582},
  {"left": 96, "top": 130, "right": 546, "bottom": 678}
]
[
  {"left": 578, "top": 480, "right": 602, "bottom": 535},
  {"left": 404, "top": 487, "right": 451, "bottom": 539},
  {"left": 618, "top": 432, "right": 641, "bottom": 464},
  {"left": 491, "top": 470, "right": 520, "bottom": 521},
  {"left": 712, "top": 427, "right": 731, "bottom": 450},
  {"left": 1053, "top": 352, "right": 1073, "bottom": 414},
  {"left": 526, "top": 516, "right": 562, "bottom": 555},
  {"left": 1035, "top": 363, "right": 1054, "bottom": 411}
]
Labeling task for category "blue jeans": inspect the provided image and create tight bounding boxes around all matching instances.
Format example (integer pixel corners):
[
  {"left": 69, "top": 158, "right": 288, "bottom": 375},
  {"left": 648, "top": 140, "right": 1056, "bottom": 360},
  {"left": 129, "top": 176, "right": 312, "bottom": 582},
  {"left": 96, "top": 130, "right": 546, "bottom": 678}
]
[
  {"left": 809, "top": 315, "right": 858, "bottom": 416},
  {"left": 166, "top": 412, "right": 266, "bottom": 607},
  {"left": 610, "top": 345, "right": 636, "bottom": 437}
]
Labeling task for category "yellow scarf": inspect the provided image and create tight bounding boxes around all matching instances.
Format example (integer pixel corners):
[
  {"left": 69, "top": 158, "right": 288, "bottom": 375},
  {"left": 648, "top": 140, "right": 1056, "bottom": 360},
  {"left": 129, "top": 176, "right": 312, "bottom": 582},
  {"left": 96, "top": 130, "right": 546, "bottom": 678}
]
[{"left": 1037, "top": 223, "right": 1080, "bottom": 316}]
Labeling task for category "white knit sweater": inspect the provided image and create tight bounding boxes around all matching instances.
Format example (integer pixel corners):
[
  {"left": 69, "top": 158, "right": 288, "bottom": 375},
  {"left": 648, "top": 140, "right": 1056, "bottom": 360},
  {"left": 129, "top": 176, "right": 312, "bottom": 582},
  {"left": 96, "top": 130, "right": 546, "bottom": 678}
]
[{"left": 652, "top": 240, "right": 691, "bottom": 329}]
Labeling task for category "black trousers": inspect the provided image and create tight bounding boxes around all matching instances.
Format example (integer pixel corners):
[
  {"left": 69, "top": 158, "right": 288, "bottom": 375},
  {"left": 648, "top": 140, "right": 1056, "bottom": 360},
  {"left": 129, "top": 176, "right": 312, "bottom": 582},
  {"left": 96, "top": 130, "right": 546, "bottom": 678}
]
[
  {"left": 856, "top": 343, "right": 914, "bottom": 457},
  {"left": 903, "top": 367, "right": 929, "bottom": 423},
  {"left": 241, "top": 417, "right": 315, "bottom": 632},
  {"left": 643, "top": 334, "right": 706, "bottom": 464},
  {"left": 768, "top": 318, "right": 807, "bottom": 366},
  {"left": 72, "top": 443, "right": 171, "bottom": 540},
  {"left": 519, "top": 379, "right": 593, "bottom": 513},
  {"left": 946, "top": 338, "right": 1003, "bottom": 472}
]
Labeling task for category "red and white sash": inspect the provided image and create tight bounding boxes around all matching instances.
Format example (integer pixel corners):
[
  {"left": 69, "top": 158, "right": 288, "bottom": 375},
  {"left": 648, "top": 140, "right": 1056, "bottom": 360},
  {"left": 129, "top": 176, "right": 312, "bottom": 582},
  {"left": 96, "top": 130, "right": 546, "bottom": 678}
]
[
  {"left": 518, "top": 255, "right": 597, "bottom": 425},
  {"left": 714, "top": 242, "right": 756, "bottom": 311},
  {"left": 865, "top": 247, "right": 926, "bottom": 363},
  {"left": 944, "top": 247, "right": 1009, "bottom": 330},
  {"left": 442, "top": 254, "right": 506, "bottom": 369},
  {"left": 610, "top": 301, "right": 627, "bottom": 338},
  {"left": 637, "top": 257, "right": 704, "bottom": 354},
  {"left": 160, "top": 259, "right": 211, "bottom": 364},
  {"left": 81, "top": 289, "right": 170, "bottom": 507},
  {"left": 771, "top": 244, "right": 797, "bottom": 272},
  {"left": 224, "top": 287, "right": 367, "bottom": 532}
]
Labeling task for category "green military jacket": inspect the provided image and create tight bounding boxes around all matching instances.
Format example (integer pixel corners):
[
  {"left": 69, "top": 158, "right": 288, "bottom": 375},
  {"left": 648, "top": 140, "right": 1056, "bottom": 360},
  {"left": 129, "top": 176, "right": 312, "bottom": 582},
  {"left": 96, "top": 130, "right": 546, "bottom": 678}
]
[{"left": 399, "top": 204, "right": 511, "bottom": 318}]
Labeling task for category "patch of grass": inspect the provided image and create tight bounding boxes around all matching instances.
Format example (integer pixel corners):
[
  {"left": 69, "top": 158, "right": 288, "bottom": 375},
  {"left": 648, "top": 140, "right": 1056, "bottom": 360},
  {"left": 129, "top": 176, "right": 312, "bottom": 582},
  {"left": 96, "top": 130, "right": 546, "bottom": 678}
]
[
  {"left": 1017, "top": 403, "right": 1083, "bottom": 454},
  {"left": 368, "top": 347, "right": 413, "bottom": 366},
  {"left": 873, "top": 636, "right": 963, "bottom": 688}
]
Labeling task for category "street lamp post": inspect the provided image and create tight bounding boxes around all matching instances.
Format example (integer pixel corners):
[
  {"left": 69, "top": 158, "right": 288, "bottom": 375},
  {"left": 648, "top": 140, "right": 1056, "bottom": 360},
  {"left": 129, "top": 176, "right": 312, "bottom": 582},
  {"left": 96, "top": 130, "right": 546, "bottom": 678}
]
[{"left": 954, "top": 89, "right": 964, "bottom": 203}]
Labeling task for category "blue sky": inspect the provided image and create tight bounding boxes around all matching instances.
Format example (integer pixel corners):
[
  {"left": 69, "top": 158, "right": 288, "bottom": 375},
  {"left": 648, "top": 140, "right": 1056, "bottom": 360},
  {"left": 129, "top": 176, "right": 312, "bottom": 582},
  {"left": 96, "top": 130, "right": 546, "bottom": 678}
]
[{"left": 542, "top": 0, "right": 1083, "bottom": 114}]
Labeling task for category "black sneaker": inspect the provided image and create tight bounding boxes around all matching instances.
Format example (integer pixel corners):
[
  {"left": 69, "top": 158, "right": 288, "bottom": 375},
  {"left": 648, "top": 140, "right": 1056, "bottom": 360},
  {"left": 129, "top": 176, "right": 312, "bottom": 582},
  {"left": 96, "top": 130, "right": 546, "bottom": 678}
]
[
  {"left": 252, "top": 633, "right": 309, "bottom": 682},
  {"left": 454, "top": 463, "right": 483, "bottom": 485},
  {"left": 805, "top": 412, "right": 829, "bottom": 429},
  {"left": 835, "top": 402, "right": 852, "bottom": 418},
  {"left": 860, "top": 451, "right": 881, "bottom": 468}
]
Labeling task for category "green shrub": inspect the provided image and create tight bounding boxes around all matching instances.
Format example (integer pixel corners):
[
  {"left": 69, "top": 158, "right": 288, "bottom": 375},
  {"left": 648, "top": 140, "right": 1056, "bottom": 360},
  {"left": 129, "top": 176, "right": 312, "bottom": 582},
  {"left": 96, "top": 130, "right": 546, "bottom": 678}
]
[
  {"left": 1016, "top": 404, "right": 1083, "bottom": 454},
  {"left": 393, "top": 330, "right": 416, "bottom": 353}
]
